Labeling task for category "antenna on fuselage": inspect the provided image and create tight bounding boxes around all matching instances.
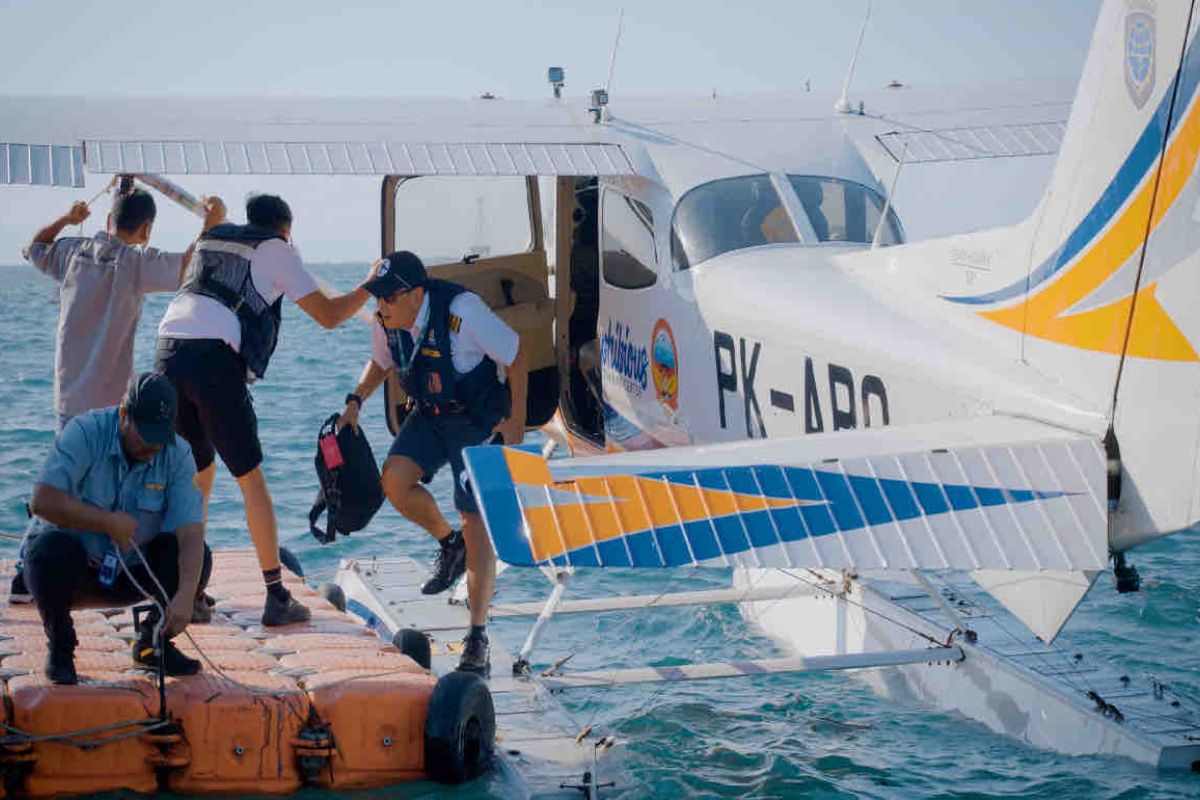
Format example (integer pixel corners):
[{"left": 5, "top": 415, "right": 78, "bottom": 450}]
[
  {"left": 834, "top": 0, "right": 871, "bottom": 114},
  {"left": 591, "top": 8, "right": 625, "bottom": 123}
]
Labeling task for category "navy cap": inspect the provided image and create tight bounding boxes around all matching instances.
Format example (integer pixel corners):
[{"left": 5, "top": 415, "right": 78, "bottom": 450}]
[
  {"left": 124, "top": 372, "right": 177, "bottom": 447},
  {"left": 363, "top": 251, "right": 428, "bottom": 298}
]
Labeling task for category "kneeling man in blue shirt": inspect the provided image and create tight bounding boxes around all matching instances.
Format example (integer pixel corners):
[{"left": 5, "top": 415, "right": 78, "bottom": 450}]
[{"left": 24, "top": 373, "right": 211, "bottom": 685}]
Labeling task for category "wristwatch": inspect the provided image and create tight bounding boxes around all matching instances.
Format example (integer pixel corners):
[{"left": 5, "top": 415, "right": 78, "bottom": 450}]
[{"left": 345, "top": 393, "right": 363, "bottom": 409}]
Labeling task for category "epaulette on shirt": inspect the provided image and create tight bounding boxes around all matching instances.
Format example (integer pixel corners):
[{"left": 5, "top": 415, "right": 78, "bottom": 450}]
[{"left": 448, "top": 314, "right": 463, "bottom": 333}]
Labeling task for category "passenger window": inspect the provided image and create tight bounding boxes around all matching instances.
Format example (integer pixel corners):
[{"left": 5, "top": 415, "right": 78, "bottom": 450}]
[
  {"left": 670, "top": 174, "right": 797, "bottom": 269},
  {"left": 602, "top": 190, "right": 658, "bottom": 289},
  {"left": 788, "top": 175, "right": 902, "bottom": 246},
  {"left": 393, "top": 176, "right": 532, "bottom": 264}
]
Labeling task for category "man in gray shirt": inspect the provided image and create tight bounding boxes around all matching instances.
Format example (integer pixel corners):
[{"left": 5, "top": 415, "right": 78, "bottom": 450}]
[
  {"left": 24, "top": 186, "right": 225, "bottom": 431},
  {"left": 16, "top": 185, "right": 224, "bottom": 602}
]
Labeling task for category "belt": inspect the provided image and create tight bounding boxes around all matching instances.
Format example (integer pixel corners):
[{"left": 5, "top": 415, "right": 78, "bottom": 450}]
[{"left": 405, "top": 398, "right": 466, "bottom": 416}]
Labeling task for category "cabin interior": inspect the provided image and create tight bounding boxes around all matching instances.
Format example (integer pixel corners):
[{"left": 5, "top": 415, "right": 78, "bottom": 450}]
[{"left": 379, "top": 175, "right": 606, "bottom": 449}]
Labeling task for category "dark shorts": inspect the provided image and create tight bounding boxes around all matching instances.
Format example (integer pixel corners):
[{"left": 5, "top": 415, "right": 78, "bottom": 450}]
[
  {"left": 388, "top": 409, "right": 496, "bottom": 514},
  {"left": 155, "top": 338, "right": 263, "bottom": 478}
]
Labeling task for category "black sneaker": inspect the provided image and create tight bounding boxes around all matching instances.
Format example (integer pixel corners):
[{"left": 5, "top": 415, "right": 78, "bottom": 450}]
[
  {"left": 9, "top": 571, "right": 31, "bottom": 605},
  {"left": 456, "top": 630, "right": 490, "bottom": 676},
  {"left": 421, "top": 530, "right": 466, "bottom": 595},
  {"left": 262, "top": 591, "right": 312, "bottom": 627},
  {"left": 45, "top": 646, "right": 77, "bottom": 685},
  {"left": 132, "top": 637, "right": 201, "bottom": 677}
]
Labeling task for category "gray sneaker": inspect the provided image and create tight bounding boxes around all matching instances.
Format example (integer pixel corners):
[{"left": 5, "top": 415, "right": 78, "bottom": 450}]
[{"left": 262, "top": 592, "right": 312, "bottom": 627}]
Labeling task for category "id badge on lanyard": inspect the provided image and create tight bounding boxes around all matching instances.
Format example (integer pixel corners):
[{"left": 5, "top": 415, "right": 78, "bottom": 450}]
[{"left": 396, "top": 321, "right": 429, "bottom": 379}]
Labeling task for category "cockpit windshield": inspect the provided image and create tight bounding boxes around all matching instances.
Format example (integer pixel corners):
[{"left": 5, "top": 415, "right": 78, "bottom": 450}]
[
  {"left": 787, "top": 175, "right": 903, "bottom": 246},
  {"left": 671, "top": 174, "right": 798, "bottom": 270}
]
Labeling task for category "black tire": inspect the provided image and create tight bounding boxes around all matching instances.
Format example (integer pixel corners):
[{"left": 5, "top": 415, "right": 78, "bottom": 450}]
[
  {"left": 318, "top": 581, "right": 346, "bottom": 612},
  {"left": 279, "top": 546, "right": 304, "bottom": 578},
  {"left": 393, "top": 628, "right": 432, "bottom": 670},
  {"left": 424, "top": 671, "right": 494, "bottom": 783}
]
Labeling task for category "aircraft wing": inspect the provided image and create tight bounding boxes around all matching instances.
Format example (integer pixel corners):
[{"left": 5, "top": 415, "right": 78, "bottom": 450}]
[
  {"left": 464, "top": 415, "right": 1108, "bottom": 573},
  {"left": 1, "top": 84, "right": 1072, "bottom": 189},
  {"left": 0, "top": 94, "right": 632, "bottom": 186}
]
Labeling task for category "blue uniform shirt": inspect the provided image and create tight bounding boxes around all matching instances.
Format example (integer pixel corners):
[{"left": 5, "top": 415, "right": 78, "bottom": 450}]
[{"left": 26, "top": 407, "right": 203, "bottom": 565}]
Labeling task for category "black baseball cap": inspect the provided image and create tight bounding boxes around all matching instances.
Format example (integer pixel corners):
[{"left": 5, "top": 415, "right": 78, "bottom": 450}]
[
  {"left": 363, "top": 251, "right": 428, "bottom": 298},
  {"left": 124, "top": 372, "right": 177, "bottom": 447}
]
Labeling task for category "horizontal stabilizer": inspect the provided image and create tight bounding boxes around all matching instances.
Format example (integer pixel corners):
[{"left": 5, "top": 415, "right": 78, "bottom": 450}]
[{"left": 464, "top": 417, "right": 1108, "bottom": 571}]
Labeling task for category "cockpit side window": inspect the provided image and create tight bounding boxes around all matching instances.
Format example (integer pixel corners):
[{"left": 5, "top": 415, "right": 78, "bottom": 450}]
[
  {"left": 670, "top": 175, "right": 798, "bottom": 270},
  {"left": 602, "top": 189, "right": 658, "bottom": 290},
  {"left": 787, "top": 175, "right": 903, "bottom": 246}
]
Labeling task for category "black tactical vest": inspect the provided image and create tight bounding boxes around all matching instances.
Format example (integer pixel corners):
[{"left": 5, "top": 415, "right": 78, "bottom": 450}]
[
  {"left": 179, "top": 223, "right": 284, "bottom": 380},
  {"left": 385, "top": 279, "right": 510, "bottom": 425}
]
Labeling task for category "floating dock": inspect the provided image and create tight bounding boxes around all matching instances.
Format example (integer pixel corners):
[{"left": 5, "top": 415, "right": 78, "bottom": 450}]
[{"left": 0, "top": 550, "right": 491, "bottom": 796}]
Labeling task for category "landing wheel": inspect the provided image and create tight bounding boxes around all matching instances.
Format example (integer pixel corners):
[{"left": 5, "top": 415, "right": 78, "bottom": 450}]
[
  {"left": 393, "top": 628, "right": 431, "bottom": 670},
  {"left": 424, "top": 671, "right": 494, "bottom": 783}
]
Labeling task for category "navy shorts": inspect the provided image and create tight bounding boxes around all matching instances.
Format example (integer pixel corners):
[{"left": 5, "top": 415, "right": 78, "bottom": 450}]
[
  {"left": 388, "top": 410, "right": 496, "bottom": 514},
  {"left": 155, "top": 338, "right": 263, "bottom": 478}
]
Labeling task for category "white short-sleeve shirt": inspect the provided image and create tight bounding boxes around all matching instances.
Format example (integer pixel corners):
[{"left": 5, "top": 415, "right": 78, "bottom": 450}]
[
  {"left": 371, "top": 290, "right": 520, "bottom": 377},
  {"left": 157, "top": 238, "right": 320, "bottom": 352}
]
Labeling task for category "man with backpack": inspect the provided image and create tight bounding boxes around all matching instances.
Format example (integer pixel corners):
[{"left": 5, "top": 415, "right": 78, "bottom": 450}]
[{"left": 338, "top": 251, "right": 527, "bottom": 674}]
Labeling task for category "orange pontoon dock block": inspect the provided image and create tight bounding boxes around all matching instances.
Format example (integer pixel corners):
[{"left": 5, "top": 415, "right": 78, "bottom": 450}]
[
  {"left": 163, "top": 671, "right": 308, "bottom": 795},
  {"left": 5, "top": 672, "right": 160, "bottom": 797},
  {"left": 302, "top": 669, "right": 438, "bottom": 789}
]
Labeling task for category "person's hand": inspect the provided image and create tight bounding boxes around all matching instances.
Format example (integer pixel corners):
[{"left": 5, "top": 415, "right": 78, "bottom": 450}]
[
  {"left": 201, "top": 196, "right": 226, "bottom": 229},
  {"left": 337, "top": 401, "right": 360, "bottom": 432},
  {"left": 105, "top": 511, "right": 137, "bottom": 550},
  {"left": 491, "top": 416, "right": 524, "bottom": 447},
  {"left": 163, "top": 592, "right": 192, "bottom": 639},
  {"left": 365, "top": 258, "right": 386, "bottom": 282},
  {"left": 64, "top": 201, "right": 90, "bottom": 225}
]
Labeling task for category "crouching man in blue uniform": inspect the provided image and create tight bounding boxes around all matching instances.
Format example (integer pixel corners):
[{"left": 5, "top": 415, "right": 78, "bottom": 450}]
[
  {"left": 339, "top": 251, "right": 527, "bottom": 675},
  {"left": 24, "top": 373, "right": 211, "bottom": 685}
]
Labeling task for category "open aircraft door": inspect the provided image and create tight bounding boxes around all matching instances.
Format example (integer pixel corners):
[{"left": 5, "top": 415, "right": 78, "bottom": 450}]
[
  {"left": 595, "top": 179, "right": 695, "bottom": 452},
  {"left": 380, "top": 175, "right": 558, "bottom": 435}
]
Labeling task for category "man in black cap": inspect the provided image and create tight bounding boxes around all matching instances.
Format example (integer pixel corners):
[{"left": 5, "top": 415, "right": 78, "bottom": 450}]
[
  {"left": 339, "top": 251, "right": 527, "bottom": 675},
  {"left": 24, "top": 372, "right": 212, "bottom": 685}
]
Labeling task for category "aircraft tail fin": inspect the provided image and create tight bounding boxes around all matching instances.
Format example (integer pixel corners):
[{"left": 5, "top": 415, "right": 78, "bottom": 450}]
[{"left": 948, "top": 0, "right": 1200, "bottom": 547}]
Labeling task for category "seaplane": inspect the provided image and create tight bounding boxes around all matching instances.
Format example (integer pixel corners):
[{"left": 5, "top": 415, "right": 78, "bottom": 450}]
[{"left": 4, "top": 0, "right": 1200, "bottom": 794}]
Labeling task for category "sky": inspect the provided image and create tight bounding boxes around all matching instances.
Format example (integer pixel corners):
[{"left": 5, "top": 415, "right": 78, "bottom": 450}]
[{"left": 0, "top": 0, "right": 1101, "bottom": 263}]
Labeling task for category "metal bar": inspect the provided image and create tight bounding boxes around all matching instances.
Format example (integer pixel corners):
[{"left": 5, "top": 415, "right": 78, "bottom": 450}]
[
  {"left": 540, "top": 647, "right": 963, "bottom": 691},
  {"left": 490, "top": 582, "right": 819, "bottom": 618},
  {"left": 516, "top": 573, "right": 571, "bottom": 667},
  {"left": 909, "top": 569, "right": 965, "bottom": 635}
]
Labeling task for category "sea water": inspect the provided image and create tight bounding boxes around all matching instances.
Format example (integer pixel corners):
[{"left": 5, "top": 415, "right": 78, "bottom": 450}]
[{"left": 1, "top": 265, "right": 1198, "bottom": 799}]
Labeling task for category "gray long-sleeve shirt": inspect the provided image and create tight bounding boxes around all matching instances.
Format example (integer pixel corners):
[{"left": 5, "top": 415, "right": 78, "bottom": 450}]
[{"left": 24, "top": 232, "right": 183, "bottom": 417}]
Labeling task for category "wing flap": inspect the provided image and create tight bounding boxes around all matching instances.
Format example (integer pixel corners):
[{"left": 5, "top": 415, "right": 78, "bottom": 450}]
[
  {"left": 1, "top": 142, "right": 85, "bottom": 187},
  {"left": 464, "top": 417, "right": 1108, "bottom": 571},
  {"left": 83, "top": 140, "right": 634, "bottom": 177}
]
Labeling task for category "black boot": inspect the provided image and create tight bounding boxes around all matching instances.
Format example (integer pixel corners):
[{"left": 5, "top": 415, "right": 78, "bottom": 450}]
[
  {"left": 43, "top": 616, "right": 77, "bottom": 685},
  {"left": 131, "top": 614, "right": 200, "bottom": 677},
  {"left": 457, "top": 628, "right": 490, "bottom": 676},
  {"left": 421, "top": 530, "right": 466, "bottom": 595},
  {"left": 46, "top": 648, "right": 77, "bottom": 685}
]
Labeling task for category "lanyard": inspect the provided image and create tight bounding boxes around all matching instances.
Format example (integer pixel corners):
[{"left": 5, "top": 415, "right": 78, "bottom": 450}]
[{"left": 395, "top": 318, "right": 429, "bottom": 377}]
